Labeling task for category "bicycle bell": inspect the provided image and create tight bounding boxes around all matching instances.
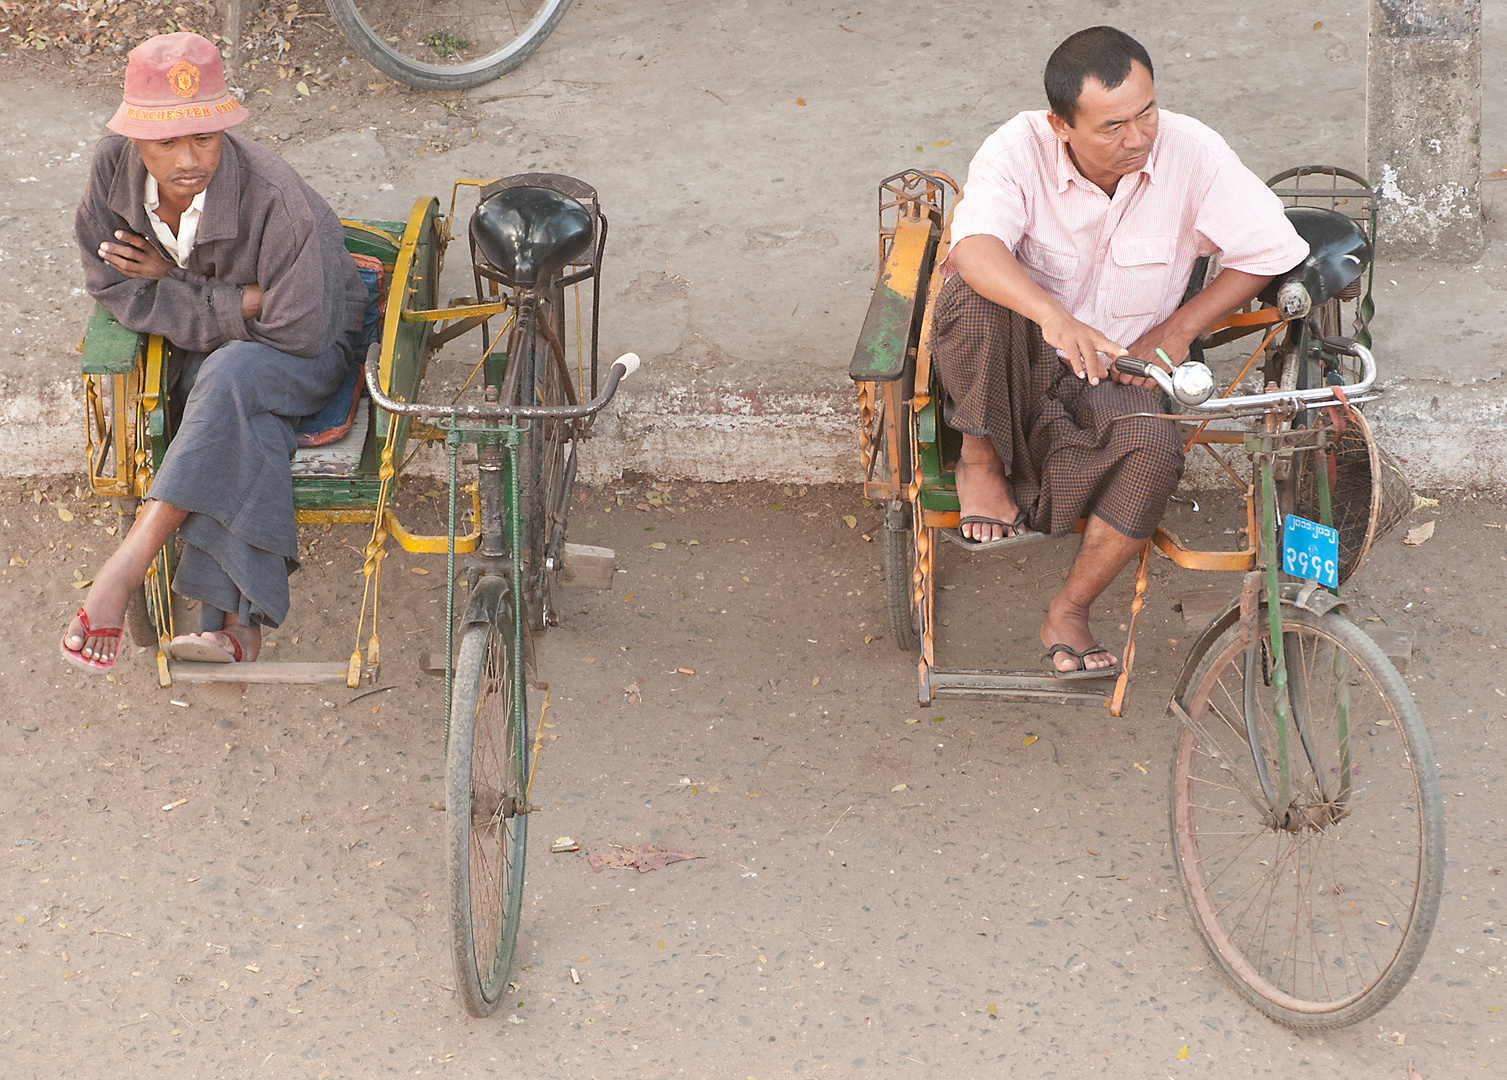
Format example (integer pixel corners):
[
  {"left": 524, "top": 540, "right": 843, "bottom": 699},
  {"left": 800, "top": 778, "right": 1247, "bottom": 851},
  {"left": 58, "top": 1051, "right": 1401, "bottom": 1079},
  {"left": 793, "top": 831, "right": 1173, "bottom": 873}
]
[{"left": 1113, "top": 355, "right": 1216, "bottom": 407}]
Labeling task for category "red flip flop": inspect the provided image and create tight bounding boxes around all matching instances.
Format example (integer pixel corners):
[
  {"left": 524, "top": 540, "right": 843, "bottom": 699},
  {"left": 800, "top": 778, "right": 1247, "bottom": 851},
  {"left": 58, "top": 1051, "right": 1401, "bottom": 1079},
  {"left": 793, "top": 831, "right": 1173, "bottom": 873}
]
[{"left": 60, "top": 607, "right": 123, "bottom": 674}]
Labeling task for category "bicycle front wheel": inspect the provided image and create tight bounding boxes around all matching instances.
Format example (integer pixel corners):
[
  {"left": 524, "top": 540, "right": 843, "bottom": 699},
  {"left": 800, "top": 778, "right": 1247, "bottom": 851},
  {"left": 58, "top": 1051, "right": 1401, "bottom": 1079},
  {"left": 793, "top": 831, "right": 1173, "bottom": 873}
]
[
  {"left": 1170, "top": 605, "right": 1444, "bottom": 1029},
  {"left": 326, "top": 0, "right": 573, "bottom": 91},
  {"left": 447, "top": 614, "right": 528, "bottom": 1018}
]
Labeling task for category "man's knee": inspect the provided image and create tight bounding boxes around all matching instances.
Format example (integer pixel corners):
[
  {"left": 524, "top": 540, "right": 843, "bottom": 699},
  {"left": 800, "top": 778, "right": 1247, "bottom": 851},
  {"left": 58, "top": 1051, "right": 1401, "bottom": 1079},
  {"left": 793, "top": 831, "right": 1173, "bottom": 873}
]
[
  {"left": 184, "top": 340, "right": 267, "bottom": 407},
  {"left": 1116, "top": 415, "right": 1181, "bottom": 461}
]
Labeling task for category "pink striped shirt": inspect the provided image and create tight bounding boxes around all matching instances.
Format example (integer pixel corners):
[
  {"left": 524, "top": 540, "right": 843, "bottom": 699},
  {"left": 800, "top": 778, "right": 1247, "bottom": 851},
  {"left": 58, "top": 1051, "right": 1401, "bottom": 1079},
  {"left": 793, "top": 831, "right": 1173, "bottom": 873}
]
[{"left": 947, "top": 109, "right": 1308, "bottom": 347}]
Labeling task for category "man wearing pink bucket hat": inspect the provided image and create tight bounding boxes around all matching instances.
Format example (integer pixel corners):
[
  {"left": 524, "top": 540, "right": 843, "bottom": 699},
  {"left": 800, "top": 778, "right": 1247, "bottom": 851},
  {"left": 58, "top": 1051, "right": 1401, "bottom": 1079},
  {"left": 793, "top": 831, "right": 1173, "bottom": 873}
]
[{"left": 65, "top": 32, "right": 369, "bottom": 674}]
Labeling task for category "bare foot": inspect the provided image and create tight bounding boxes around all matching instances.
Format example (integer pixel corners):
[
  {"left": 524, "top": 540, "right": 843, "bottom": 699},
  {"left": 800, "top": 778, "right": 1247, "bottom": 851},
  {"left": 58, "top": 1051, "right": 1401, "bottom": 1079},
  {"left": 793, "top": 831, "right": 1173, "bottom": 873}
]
[
  {"left": 954, "top": 434, "right": 1023, "bottom": 543},
  {"left": 1040, "top": 596, "right": 1119, "bottom": 674},
  {"left": 62, "top": 570, "right": 133, "bottom": 667}
]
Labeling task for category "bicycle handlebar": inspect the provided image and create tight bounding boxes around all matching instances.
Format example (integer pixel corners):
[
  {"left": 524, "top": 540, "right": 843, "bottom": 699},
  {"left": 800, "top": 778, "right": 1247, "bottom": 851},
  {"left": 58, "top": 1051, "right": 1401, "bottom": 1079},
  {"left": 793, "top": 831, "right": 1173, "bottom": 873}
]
[
  {"left": 363, "top": 347, "right": 640, "bottom": 421},
  {"left": 1115, "top": 337, "right": 1376, "bottom": 414}
]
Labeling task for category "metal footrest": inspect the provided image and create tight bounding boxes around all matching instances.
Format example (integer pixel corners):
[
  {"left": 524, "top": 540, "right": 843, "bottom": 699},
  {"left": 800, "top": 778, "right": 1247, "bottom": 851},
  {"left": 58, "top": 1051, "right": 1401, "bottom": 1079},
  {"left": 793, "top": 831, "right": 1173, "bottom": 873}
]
[
  {"left": 926, "top": 667, "right": 1116, "bottom": 705},
  {"left": 168, "top": 661, "right": 352, "bottom": 685}
]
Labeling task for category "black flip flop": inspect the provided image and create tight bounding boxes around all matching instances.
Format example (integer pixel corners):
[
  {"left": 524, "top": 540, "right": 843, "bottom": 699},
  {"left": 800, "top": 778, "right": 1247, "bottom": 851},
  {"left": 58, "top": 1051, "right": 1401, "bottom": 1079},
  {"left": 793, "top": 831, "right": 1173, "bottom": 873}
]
[
  {"left": 941, "top": 512, "right": 1046, "bottom": 553},
  {"left": 1044, "top": 643, "right": 1121, "bottom": 681}
]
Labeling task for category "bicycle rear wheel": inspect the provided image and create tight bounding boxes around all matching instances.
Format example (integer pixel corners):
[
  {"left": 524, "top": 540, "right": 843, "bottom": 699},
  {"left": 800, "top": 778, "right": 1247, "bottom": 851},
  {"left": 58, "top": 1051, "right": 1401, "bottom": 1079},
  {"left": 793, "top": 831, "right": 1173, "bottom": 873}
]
[
  {"left": 326, "top": 0, "right": 572, "bottom": 91},
  {"left": 447, "top": 612, "right": 528, "bottom": 1018},
  {"left": 1170, "top": 605, "right": 1443, "bottom": 1028},
  {"left": 512, "top": 297, "right": 573, "bottom": 631}
]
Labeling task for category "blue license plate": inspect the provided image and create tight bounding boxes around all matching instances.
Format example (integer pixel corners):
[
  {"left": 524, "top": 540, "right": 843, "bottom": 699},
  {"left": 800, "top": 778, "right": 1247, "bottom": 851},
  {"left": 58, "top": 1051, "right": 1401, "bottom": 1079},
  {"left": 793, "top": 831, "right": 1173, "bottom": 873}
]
[{"left": 1282, "top": 513, "right": 1339, "bottom": 588}]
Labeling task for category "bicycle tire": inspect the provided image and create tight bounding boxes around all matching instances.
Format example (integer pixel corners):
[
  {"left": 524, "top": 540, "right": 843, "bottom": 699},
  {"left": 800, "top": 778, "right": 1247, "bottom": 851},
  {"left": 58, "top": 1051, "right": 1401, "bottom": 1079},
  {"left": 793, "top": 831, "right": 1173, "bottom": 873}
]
[
  {"left": 512, "top": 298, "right": 571, "bottom": 632},
  {"left": 1170, "top": 604, "right": 1443, "bottom": 1029},
  {"left": 325, "top": 0, "right": 572, "bottom": 92},
  {"left": 882, "top": 501, "right": 920, "bottom": 652},
  {"left": 447, "top": 614, "right": 528, "bottom": 1018}
]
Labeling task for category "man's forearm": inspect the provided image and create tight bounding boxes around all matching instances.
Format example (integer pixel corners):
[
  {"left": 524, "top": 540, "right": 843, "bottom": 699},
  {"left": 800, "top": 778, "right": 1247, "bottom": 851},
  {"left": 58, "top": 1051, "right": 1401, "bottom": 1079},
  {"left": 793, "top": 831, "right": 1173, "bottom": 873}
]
[
  {"left": 1125, "top": 267, "right": 1274, "bottom": 367},
  {"left": 950, "top": 234, "right": 1074, "bottom": 330},
  {"left": 949, "top": 233, "right": 1132, "bottom": 384},
  {"left": 1162, "top": 268, "right": 1273, "bottom": 346}
]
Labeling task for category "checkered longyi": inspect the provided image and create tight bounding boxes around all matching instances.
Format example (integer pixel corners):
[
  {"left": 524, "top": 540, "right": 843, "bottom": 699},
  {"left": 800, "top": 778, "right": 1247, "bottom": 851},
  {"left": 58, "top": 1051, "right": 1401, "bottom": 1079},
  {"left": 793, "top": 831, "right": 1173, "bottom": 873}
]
[{"left": 930, "top": 276, "right": 1184, "bottom": 541}]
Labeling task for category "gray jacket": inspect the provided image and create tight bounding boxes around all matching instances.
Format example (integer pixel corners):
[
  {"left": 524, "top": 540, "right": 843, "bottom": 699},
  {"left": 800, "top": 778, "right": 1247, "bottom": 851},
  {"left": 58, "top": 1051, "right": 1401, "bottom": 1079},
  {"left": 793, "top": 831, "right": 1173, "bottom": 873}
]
[{"left": 75, "top": 131, "right": 366, "bottom": 359}]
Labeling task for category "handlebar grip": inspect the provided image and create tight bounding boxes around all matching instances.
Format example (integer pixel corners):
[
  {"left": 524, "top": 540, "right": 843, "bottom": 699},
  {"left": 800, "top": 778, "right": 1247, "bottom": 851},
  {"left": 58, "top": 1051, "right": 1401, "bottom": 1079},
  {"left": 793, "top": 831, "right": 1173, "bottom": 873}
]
[
  {"left": 614, "top": 352, "right": 641, "bottom": 379},
  {"left": 1319, "top": 335, "right": 1359, "bottom": 357},
  {"left": 1114, "top": 355, "right": 1152, "bottom": 377}
]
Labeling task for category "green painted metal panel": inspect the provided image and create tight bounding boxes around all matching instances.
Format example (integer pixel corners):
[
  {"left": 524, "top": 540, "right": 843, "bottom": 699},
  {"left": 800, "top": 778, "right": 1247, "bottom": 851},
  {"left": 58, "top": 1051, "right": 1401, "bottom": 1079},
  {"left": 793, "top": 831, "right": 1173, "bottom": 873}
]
[
  {"left": 81, "top": 302, "right": 143, "bottom": 375},
  {"left": 849, "top": 282, "right": 917, "bottom": 383},
  {"left": 292, "top": 478, "right": 383, "bottom": 510}
]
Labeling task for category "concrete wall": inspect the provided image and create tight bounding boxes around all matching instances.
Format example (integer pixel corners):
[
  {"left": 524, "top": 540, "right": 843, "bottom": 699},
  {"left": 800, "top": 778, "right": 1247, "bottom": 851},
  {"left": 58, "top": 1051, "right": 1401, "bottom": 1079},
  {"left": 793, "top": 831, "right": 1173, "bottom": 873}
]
[{"left": 1367, "top": 0, "right": 1484, "bottom": 258}]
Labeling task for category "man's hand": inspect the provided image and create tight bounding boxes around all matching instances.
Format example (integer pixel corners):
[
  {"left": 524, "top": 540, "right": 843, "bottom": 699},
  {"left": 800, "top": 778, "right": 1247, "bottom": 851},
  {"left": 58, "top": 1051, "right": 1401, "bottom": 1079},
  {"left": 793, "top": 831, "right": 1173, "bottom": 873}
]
[
  {"left": 97, "top": 230, "right": 174, "bottom": 280},
  {"left": 1119, "top": 325, "right": 1196, "bottom": 388},
  {"left": 1039, "top": 310, "right": 1127, "bottom": 386},
  {"left": 241, "top": 284, "right": 263, "bottom": 320}
]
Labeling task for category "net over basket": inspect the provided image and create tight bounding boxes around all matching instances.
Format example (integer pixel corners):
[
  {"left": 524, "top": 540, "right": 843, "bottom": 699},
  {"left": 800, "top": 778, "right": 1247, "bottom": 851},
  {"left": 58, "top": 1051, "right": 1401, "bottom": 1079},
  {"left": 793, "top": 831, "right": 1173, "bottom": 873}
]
[{"left": 1296, "top": 406, "right": 1416, "bottom": 585}]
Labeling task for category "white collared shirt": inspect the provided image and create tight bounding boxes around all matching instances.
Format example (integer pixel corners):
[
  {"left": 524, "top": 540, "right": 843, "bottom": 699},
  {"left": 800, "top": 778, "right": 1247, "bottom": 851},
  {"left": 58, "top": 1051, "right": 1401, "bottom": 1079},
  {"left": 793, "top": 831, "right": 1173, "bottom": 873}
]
[
  {"left": 144, "top": 173, "right": 206, "bottom": 268},
  {"left": 947, "top": 109, "right": 1308, "bottom": 347}
]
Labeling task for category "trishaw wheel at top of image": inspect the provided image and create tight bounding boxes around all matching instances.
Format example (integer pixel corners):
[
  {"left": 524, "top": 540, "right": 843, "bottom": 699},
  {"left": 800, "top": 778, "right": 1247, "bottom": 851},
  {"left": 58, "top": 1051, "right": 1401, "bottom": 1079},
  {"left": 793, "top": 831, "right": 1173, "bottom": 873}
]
[
  {"left": 78, "top": 172, "right": 637, "bottom": 1019},
  {"left": 324, "top": 0, "right": 573, "bottom": 91},
  {"left": 849, "top": 164, "right": 1444, "bottom": 1027}
]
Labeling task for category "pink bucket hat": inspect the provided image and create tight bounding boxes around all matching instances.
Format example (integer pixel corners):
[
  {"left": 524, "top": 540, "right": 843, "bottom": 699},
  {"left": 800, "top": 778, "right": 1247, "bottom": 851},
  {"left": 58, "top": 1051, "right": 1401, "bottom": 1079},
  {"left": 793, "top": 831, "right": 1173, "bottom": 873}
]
[{"left": 106, "top": 32, "right": 249, "bottom": 139}]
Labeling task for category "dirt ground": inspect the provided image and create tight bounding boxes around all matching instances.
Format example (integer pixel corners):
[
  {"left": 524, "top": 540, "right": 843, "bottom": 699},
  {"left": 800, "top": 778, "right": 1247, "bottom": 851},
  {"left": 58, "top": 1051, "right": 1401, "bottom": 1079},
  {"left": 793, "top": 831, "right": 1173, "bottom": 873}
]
[{"left": 3, "top": 474, "right": 1504, "bottom": 1078}]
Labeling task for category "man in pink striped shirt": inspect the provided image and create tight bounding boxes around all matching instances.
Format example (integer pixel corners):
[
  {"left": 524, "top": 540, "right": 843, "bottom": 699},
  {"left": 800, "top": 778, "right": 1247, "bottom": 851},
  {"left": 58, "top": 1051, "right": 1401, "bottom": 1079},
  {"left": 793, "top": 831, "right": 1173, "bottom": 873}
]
[{"left": 934, "top": 25, "right": 1306, "bottom": 678}]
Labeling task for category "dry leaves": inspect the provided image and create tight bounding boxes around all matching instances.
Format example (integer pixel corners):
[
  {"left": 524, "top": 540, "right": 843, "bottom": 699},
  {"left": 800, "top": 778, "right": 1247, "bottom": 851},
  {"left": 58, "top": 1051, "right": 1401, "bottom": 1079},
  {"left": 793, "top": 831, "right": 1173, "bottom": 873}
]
[
  {"left": 588, "top": 843, "right": 702, "bottom": 874},
  {"left": 1403, "top": 520, "right": 1436, "bottom": 546}
]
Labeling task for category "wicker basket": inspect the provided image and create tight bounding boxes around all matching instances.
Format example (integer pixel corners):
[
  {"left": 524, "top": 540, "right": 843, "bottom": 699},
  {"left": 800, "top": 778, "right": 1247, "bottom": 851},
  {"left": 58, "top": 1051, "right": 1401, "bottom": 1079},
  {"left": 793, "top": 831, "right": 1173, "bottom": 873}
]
[{"left": 1296, "top": 407, "right": 1415, "bottom": 585}]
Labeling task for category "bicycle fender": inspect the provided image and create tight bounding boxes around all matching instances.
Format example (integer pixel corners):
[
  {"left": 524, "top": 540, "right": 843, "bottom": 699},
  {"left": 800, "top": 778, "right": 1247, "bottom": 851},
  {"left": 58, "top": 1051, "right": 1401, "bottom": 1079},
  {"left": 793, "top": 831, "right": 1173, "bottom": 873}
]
[
  {"left": 1167, "top": 584, "right": 1349, "bottom": 708},
  {"left": 459, "top": 575, "right": 512, "bottom": 631}
]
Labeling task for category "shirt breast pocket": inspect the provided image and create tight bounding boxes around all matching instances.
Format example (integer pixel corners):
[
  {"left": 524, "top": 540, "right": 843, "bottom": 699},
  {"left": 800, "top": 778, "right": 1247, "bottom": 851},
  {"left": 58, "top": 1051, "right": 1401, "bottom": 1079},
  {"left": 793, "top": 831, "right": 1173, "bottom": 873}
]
[
  {"left": 1110, "top": 234, "right": 1177, "bottom": 318},
  {"left": 1018, "top": 240, "right": 1079, "bottom": 286}
]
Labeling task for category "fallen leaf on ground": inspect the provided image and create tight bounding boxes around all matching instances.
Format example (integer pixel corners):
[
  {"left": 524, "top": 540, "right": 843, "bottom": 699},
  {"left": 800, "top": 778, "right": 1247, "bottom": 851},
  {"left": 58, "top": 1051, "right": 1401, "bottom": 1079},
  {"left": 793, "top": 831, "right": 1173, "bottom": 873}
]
[
  {"left": 588, "top": 843, "right": 703, "bottom": 873},
  {"left": 622, "top": 593, "right": 635, "bottom": 602},
  {"left": 842, "top": 515, "right": 857, "bottom": 529},
  {"left": 70, "top": 579, "right": 92, "bottom": 589},
  {"left": 1177, "top": 1045, "right": 1190, "bottom": 1060},
  {"left": 57, "top": 507, "right": 73, "bottom": 521},
  {"left": 1022, "top": 734, "right": 1038, "bottom": 746},
  {"left": 650, "top": 542, "right": 667, "bottom": 550},
  {"left": 795, "top": 97, "right": 806, "bottom": 106},
  {"left": 986, "top": 1002, "right": 997, "bottom": 1016},
  {"left": 1402, "top": 520, "right": 1435, "bottom": 546},
  {"left": 932, "top": 140, "right": 953, "bottom": 147},
  {"left": 408, "top": 566, "right": 429, "bottom": 575},
  {"left": 891, "top": 783, "right": 907, "bottom": 792},
  {"left": 296, "top": 81, "right": 310, "bottom": 96},
  {"left": 368, "top": 860, "right": 384, "bottom": 869}
]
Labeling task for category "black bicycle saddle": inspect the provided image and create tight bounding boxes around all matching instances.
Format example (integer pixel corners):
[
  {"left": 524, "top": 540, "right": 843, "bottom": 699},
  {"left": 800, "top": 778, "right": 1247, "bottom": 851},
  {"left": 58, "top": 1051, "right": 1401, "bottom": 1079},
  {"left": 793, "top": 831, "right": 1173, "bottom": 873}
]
[
  {"left": 470, "top": 185, "right": 593, "bottom": 287},
  {"left": 1259, "top": 206, "right": 1372, "bottom": 311}
]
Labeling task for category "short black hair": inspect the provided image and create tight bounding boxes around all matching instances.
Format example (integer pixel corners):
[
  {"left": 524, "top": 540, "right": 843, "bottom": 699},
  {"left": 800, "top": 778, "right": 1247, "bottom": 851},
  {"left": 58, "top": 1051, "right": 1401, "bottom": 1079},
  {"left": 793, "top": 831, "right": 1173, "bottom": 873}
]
[{"left": 1045, "top": 26, "right": 1154, "bottom": 126}]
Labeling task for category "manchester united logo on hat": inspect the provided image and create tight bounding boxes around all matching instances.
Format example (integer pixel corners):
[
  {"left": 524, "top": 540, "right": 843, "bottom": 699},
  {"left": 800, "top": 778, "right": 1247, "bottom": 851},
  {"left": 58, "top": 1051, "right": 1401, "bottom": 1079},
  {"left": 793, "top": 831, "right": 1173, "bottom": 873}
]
[{"left": 167, "top": 60, "right": 200, "bottom": 99}]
